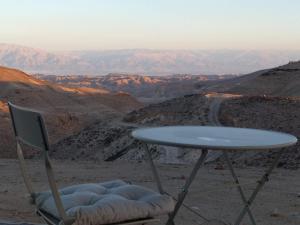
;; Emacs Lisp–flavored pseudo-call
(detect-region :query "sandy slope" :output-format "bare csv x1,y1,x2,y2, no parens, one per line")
0,66,141,158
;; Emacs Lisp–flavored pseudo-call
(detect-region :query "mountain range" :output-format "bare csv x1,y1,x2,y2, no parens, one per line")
34,73,235,102
34,60,300,102
1,43,300,75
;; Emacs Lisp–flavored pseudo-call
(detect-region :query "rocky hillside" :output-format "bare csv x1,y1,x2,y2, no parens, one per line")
0,66,141,158
52,92,300,169
219,96,300,169
51,94,212,162
31,61,300,169
2,59,299,169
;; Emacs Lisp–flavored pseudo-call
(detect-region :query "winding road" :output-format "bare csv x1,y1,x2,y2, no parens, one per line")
207,96,223,126
206,92,241,126
205,93,241,162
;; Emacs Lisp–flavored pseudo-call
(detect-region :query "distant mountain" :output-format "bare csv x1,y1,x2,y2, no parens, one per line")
34,73,236,102
1,43,300,75
205,61,300,97
0,66,141,158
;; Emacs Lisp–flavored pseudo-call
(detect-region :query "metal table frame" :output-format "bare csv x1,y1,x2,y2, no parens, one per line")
141,142,286,225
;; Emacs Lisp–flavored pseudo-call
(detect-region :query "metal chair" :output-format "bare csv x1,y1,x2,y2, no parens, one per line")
8,102,174,225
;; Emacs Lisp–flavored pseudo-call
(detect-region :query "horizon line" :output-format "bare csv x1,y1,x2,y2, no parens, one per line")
1,43,300,53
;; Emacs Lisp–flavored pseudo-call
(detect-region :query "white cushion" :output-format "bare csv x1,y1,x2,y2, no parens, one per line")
35,180,174,225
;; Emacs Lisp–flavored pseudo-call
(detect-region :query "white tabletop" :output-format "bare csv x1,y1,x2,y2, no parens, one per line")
132,126,297,151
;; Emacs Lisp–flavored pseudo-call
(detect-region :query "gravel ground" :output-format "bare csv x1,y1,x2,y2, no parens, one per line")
0,159,299,225
219,96,300,169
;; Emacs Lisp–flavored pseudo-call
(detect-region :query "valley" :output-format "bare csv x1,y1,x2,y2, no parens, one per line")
47,61,300,169
34,73,235,103
0,60,299,169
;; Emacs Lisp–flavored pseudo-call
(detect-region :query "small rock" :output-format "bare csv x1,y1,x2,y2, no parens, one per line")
270,208,284,218
288,212,300,221
214,163,224,170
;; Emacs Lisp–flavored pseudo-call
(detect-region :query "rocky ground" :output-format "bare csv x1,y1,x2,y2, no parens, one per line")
123,94,210,125
219,96,300,169
0,159,299,225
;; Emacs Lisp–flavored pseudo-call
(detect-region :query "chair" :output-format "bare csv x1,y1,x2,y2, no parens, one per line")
8,102,174,225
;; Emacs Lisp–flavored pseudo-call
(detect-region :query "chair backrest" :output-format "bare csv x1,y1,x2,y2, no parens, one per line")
8,102,71,224
8,102,49,151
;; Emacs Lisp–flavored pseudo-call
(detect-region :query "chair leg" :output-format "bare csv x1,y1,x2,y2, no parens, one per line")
233,149,284,225
36,210,58,225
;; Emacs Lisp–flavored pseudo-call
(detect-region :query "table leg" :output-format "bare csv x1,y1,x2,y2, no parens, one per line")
223,151,257,225
233,149,284,225
166,149,208,225
143,143,165,194
143,143,209,224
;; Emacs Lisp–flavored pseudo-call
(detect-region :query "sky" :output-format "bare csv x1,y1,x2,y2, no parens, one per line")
1,0,300,51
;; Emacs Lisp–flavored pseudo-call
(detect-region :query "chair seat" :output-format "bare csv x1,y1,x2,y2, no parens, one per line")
35,180,174,225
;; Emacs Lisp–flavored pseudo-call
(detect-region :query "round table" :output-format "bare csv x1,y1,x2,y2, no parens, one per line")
132,126,297,150
132,126,297,225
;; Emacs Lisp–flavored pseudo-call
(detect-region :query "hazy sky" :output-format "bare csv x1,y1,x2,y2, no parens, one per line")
1,0,300,51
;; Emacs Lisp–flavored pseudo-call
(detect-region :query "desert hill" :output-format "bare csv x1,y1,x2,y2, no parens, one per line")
51,94,214,162
205,61,300,97
53,93,300,169
0,66,141,158
1,61,299,169
37,60,300,105
35,73,235,102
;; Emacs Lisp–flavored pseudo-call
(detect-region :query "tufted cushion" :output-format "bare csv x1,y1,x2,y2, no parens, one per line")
35,180,174,225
